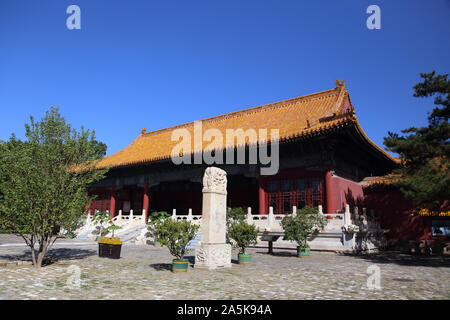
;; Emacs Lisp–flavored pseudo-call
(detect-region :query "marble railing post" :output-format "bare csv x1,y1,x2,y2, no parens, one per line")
292,206,297,217
247,207,253,224
268,207,274,227
344,204,351,225
172,209,177,220
129,209,134,221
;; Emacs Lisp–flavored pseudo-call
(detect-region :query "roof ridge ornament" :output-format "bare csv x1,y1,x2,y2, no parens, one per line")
141,128,147,135
335,79,346,88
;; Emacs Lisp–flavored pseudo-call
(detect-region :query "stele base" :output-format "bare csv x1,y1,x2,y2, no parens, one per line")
194,243,232,270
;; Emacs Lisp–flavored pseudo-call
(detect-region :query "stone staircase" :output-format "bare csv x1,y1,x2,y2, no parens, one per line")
116,224,148,243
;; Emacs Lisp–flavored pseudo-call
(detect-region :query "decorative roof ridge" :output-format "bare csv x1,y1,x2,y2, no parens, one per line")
333,79,347,113
139,85,341,138
314,79,349,121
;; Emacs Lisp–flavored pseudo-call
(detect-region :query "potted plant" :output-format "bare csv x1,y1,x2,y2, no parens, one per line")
98,234,122,259
227,221,258,264
93,211,123,259
153,218,199,273
147,211,170,246
92,211,111,241
226,207,247,246
281,206,327,257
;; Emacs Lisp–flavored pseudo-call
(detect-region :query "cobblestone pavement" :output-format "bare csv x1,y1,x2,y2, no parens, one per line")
0,237,449,300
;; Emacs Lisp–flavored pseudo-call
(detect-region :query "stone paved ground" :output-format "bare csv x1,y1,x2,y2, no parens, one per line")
0,235,449,300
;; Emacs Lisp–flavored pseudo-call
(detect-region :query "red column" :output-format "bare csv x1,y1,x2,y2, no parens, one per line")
143,182,149,223
325,170,334,213
259,175,267,214
109,187,116,218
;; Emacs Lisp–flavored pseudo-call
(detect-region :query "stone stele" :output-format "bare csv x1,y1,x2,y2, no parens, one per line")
195,167,232,269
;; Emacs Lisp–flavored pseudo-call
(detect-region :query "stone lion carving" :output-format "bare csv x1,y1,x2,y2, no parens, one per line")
202,167,227,193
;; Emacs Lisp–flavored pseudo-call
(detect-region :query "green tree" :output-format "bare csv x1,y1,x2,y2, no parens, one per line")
384,71,450,213
225,207,247,243
153,218,199,260
0,107,108,267
227,221,258,254
226,207,247,224
281,206,327,248
91,140,107,158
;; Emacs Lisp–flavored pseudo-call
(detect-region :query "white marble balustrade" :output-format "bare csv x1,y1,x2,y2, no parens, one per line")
167,204,360,232
81,204,372,234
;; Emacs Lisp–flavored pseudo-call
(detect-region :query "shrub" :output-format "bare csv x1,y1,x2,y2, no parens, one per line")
227,221,258,254
93,211,121,238
147,211,170,226
153,218,199,260
281,206,327,248
226,207,247,243
226,207,247,224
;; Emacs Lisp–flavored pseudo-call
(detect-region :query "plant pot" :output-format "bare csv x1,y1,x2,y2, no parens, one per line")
238,253,252,264
98,237,122,259
172,259,189,273
297,246,310,257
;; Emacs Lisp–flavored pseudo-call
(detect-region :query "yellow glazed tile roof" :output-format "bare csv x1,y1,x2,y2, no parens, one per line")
361,174,401,187
417,209,450,217
97,80,394,168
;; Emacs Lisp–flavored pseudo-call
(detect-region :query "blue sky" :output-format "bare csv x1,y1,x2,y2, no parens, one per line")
0,0,449,156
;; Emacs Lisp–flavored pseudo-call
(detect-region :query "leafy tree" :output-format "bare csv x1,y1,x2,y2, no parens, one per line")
91,140,107,158
226,207,247,224
147,211,171,241
0,107,108,267
227,221,258,254
147,211,171,226
153,218,199,260
384,71,449,213
281,206,327,248
225,207,247,243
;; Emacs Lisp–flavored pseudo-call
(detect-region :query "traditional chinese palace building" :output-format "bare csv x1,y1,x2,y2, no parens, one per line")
87,79,450,245
89,80,397,222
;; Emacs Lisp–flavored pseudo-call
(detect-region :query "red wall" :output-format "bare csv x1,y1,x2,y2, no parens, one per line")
363,187,450,241
329,175,364,213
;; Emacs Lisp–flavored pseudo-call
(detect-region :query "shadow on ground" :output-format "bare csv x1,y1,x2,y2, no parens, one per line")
149,255,196,271
339,250,450,268
149,263,172,271
265,251,298,257
0,248,96,265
